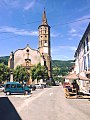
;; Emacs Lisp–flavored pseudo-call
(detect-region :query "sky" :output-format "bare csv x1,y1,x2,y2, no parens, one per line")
0,0,90,60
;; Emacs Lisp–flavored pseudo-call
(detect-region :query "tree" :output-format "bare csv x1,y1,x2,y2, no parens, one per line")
30,63,48,82
30,65,37,81
52,67,61,76
13,66,30,83
0,63,10,83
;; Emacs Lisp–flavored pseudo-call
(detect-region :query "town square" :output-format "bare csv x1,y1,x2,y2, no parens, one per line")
0,0,90,120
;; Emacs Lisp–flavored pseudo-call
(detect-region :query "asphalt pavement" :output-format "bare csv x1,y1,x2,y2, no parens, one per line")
0,86,90,120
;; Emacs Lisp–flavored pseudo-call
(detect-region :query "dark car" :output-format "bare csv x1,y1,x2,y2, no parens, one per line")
4,82,31,95
28,84,36,91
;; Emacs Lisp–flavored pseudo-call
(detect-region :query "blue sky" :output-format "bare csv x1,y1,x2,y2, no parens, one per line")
0,0,90,60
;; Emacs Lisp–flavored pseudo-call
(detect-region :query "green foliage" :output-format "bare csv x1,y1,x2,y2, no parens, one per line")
52,60,73,76
0,63,10,83
52,60,74,83
0,56,9,65
53,76,65,84
13,66,29,83
30,65,37,81
52,60,74,68
0,57,74,84
30,63,48,82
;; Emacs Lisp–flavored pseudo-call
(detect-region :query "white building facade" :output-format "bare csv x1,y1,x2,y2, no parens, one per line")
74,23,90,93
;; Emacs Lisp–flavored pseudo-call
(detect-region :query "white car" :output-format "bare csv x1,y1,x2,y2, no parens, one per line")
35,84,44,89
0,86,5,92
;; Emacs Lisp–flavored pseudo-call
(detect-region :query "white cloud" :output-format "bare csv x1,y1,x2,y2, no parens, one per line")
68,15,90,39
0,26,61,38
69,28,76,33
0,0,37,10
69,15,90,31
24,0,36,10
71,33,82,38
69,30,82,38
0,26,38,36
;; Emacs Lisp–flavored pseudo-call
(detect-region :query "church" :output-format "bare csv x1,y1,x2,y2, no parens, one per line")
8,10,52,83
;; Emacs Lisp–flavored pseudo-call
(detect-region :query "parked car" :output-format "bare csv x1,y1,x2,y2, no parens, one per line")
27,84,36,91
0,85,5,92
4,82,31,95
41,84,46,88
63,82,70,88
35,84,44,89
55,82,60,86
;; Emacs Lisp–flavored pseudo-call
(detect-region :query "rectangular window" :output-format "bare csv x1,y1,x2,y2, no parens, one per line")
41,30,42,34
84,56,87,70
84,41,86,54
88,54,90,69
86,37,89,51
17,84,22,88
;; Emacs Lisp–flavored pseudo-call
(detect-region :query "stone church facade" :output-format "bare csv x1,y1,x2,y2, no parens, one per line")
8,10,52,83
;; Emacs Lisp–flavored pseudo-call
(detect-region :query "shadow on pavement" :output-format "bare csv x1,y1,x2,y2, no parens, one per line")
0,97,22,120
66,95,90,99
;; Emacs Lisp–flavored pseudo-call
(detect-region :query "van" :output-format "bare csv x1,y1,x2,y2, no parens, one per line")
4,82,31,95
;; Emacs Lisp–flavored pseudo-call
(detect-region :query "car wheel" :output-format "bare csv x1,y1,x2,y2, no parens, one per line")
6,91,10,95
24,91,28,95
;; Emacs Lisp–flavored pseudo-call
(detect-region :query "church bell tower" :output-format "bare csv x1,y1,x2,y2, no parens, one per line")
38,9,52,79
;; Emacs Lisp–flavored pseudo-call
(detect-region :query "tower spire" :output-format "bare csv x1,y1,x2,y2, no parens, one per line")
42,9,48,25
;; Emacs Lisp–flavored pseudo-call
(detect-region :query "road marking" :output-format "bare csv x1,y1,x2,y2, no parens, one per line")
13,95,32,98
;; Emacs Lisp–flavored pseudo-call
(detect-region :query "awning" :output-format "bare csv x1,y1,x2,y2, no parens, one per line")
65,73,78,80
86,71,90,75
65,72,90,81
77,71,90,81
78,75,90,81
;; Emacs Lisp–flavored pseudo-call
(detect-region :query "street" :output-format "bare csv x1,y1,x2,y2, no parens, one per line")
0,86,90,120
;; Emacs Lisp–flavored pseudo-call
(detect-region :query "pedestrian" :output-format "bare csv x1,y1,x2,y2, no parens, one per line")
72,80,79,95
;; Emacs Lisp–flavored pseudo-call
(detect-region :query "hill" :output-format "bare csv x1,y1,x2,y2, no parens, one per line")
52,60,74,68
0,56,74,71
52,60,74,76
